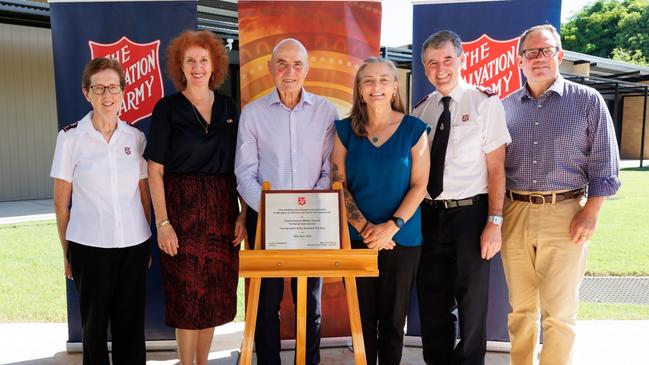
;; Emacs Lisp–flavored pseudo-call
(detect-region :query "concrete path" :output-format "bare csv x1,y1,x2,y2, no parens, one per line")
1,320,648,365
0,199,54,224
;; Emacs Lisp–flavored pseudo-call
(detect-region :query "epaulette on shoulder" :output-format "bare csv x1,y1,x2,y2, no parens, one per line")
413,94,430,109
476,85,497,97
62,122,78,132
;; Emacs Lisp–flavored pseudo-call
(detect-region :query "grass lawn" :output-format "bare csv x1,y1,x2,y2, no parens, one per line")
0,220,246,323
578,302,649,320
586,168,649,276
0,221,66,322
1,167,648,322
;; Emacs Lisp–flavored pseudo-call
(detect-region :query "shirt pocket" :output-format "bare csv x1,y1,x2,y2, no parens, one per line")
116,146,144,186
451,122,482,163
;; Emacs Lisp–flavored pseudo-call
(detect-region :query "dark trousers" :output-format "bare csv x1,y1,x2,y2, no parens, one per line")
67,240,150,365
353,240,421,365
416,199,490,365
246,210,322,365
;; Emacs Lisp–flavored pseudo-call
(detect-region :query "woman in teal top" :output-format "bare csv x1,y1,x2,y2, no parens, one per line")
331,57,430,365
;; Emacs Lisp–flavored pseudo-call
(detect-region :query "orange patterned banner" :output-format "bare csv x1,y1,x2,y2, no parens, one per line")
238,0,381,116
238,0,382,341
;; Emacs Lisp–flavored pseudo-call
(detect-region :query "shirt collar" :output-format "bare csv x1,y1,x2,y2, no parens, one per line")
432,79,467,105
521,75,565,100
116,119,136,134
77,111,133,135
266,88,313,109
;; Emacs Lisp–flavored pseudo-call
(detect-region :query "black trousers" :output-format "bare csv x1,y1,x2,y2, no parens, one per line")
246,210,322,365
416,199,490,365
67,240,150,365
353,240,421,365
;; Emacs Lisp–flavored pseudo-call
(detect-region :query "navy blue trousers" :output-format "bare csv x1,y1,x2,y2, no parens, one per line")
417,199,490,365
353,240,421,365
67,240,149,365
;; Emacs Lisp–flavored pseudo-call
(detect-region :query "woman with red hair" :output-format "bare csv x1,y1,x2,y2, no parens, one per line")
144,30,245,365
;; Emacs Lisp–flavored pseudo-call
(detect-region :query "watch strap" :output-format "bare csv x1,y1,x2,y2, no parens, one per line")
487,215,503,225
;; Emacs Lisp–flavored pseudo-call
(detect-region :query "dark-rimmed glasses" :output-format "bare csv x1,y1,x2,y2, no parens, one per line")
89,84,122,95
519,47,559,60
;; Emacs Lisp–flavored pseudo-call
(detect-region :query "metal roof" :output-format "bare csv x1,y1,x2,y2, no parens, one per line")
563,50,649,83
0,0,49,28
0,0,240,40
3,0,649,82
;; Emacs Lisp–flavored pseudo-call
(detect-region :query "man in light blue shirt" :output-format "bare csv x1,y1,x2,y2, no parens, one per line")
235,38,338,365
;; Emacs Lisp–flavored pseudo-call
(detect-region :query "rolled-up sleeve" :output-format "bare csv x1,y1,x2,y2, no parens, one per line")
314,106,338,190
586,92,621,197
234,107,262,211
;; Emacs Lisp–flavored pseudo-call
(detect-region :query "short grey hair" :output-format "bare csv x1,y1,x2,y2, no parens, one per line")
420,30,463,64
518,24,562,54
271,38,308,62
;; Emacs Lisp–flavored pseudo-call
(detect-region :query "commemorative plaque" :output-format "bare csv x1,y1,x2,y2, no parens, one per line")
239,182,377,365
262,190,342,250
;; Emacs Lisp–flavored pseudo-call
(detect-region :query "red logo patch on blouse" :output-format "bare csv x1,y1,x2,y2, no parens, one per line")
124,147,131,155
462,114,470,122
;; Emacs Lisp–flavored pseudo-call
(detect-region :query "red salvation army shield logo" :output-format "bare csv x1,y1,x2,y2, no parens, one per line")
89,36,164,124
297,197,307,206
461,34,522,99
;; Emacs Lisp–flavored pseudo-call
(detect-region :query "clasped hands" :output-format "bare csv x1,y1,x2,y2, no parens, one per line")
360,221,398,250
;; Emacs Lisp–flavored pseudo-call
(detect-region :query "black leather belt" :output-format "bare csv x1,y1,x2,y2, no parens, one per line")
423,194,487,209
506,188,585,205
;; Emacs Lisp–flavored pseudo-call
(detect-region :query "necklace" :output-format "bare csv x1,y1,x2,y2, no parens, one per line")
369,119,396,145
191,104,209,134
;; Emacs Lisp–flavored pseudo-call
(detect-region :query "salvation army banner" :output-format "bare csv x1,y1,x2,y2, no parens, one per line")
409,0,562,342
412,0,561,102
49,0,196,345
237,0,381,342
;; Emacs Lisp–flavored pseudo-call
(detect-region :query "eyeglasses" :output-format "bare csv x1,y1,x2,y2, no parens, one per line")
89,84,122,95
520,46,560,60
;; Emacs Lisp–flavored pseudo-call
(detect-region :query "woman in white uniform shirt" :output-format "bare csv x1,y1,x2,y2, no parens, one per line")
51,57,152,365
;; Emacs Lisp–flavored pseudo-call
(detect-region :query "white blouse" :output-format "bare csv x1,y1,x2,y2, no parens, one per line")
51,112,151,248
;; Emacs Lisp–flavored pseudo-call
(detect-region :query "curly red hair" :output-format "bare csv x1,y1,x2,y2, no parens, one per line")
166,30,229,91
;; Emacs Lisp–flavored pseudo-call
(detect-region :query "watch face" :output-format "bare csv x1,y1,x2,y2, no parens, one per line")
392,217,404,228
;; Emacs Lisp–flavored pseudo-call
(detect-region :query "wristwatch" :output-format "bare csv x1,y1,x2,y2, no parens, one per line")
487,215,504,225
390,216,405,229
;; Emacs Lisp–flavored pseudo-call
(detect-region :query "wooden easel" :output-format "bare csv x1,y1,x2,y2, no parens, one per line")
238,181,378,365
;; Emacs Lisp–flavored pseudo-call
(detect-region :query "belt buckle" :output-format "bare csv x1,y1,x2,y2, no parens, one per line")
459,198,473,207
528,194,546,205
443,200,449,209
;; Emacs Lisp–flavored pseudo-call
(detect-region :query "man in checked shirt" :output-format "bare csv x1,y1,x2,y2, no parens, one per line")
502,24,620,365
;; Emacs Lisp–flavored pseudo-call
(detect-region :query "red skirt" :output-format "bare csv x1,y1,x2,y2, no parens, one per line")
161,173,239,329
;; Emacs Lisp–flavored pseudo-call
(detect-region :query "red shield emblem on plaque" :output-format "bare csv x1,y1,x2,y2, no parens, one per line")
461,34,522,99
297,197,306,206
89,36,164,124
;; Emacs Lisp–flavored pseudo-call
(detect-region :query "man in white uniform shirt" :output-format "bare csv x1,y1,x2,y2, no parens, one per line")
412,30,511,365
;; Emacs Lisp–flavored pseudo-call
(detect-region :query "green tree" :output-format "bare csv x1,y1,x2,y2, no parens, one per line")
561,0,649,66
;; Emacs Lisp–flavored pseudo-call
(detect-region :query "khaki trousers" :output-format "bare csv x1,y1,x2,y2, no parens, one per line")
501,195,588,365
